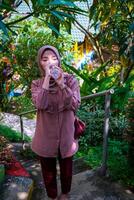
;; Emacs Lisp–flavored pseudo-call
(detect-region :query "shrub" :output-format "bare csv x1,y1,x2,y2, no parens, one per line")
75,139,134,188
10,95,35,118
76,102,127,150
0,136,14,165
0,124,31,142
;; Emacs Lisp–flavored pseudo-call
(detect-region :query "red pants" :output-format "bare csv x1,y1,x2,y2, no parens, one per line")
38,149,73,199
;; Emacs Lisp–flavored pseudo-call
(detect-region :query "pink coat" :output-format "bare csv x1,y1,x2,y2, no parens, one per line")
31,73,81,158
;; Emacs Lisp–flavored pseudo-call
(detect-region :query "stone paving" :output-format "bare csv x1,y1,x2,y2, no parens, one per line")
0,175,34,200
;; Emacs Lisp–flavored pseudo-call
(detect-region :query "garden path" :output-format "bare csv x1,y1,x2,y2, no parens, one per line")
11,143,134,200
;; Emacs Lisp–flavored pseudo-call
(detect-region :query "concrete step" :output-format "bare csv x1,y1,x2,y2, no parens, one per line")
37,169,134,200
20,158,134,200
69,170,134,200
0,143,34,200
8,143,134,200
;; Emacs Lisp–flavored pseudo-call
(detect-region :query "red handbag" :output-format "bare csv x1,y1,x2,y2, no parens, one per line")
74,117,86,139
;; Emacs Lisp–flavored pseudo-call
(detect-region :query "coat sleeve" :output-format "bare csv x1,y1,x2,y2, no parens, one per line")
31,80,49,110
61,74,81,112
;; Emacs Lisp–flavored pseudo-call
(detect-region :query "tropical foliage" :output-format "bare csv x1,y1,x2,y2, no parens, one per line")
0,0,86,48
125,98,134,168
0,17,74,111
0,0,134,191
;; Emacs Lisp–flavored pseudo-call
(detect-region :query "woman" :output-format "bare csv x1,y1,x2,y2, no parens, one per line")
31,45,81,200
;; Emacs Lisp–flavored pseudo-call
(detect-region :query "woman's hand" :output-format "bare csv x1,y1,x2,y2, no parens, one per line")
44,65,51,77
54,68,66,89
45,68,50,77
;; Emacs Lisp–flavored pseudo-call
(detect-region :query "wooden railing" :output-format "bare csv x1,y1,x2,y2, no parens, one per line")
19,88,114,176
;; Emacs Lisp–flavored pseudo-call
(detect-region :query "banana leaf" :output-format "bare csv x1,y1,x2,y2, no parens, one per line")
63,61,98,85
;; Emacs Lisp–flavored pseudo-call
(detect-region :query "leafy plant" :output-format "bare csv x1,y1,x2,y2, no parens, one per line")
10,95,35,118
0,124,31,142
125,97,134,168
0,17,75,111
12,18,74,95
20,148,37,160
0,0,86,47
75,139,134,188
75,102,127,149
77,102,104,148
109,112,127,140
0,136,14,165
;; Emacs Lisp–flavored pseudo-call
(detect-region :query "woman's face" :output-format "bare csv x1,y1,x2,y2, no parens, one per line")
40,50,59,71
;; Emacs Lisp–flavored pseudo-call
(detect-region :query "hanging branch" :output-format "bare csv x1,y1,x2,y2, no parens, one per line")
6,12,34,26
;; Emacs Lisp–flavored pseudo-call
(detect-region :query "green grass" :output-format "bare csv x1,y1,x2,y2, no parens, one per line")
0,124,31,142
75,139,134,188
